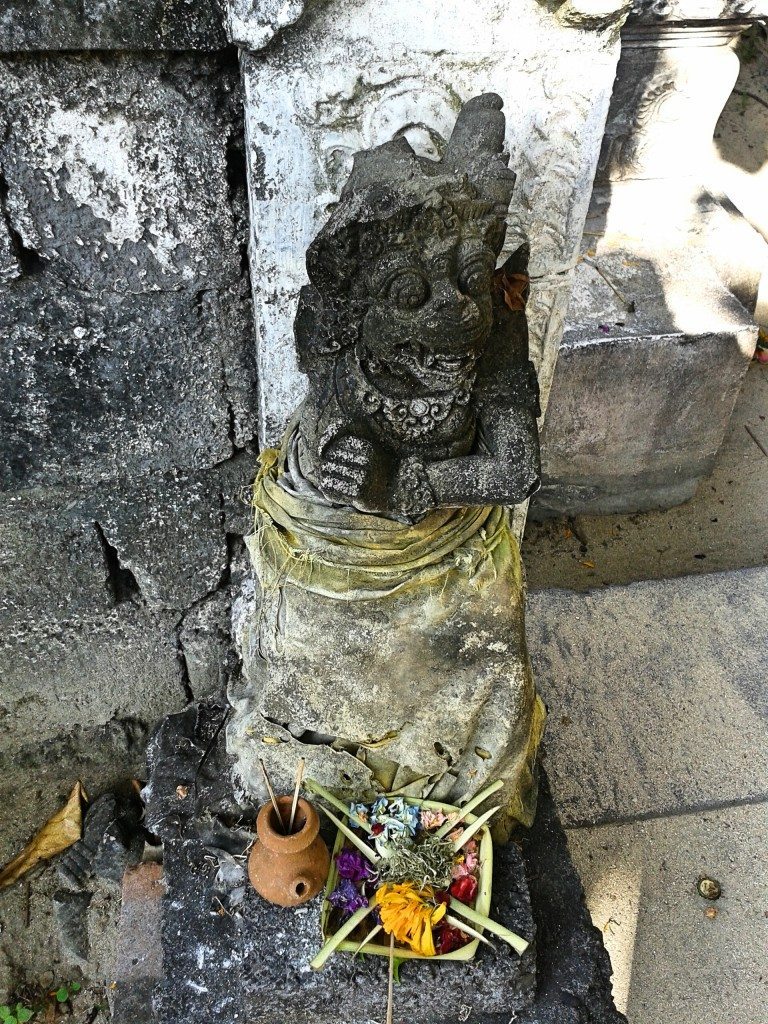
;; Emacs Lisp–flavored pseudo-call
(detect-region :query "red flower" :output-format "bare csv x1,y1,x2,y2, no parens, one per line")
449,874,478,905
434,922,469,954
371,823,385,835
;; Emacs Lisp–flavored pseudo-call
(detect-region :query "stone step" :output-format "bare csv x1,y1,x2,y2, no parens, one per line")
526,565,768,829
532,185,759,519
567,800,768,1024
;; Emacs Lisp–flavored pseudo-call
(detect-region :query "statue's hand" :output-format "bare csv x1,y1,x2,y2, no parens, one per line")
389,456,436,519
319,436,379,507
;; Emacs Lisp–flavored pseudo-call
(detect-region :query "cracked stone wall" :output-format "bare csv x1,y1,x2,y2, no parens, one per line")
0,12,259,757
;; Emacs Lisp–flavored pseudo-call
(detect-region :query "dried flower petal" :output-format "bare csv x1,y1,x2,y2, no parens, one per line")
336,847,372,882
372,882,446,957
329,877,368,917
370,797,421,841
434,921,469,954
420,809,447,830
349,802,370,828
449,874,478,905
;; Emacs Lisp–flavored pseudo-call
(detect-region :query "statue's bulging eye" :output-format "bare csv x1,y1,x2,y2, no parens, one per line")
458,258,493,296
385,269,429,310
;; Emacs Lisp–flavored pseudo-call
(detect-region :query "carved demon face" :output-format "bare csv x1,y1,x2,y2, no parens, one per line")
297,94,517,398
360,234,493,392
351,198,504,392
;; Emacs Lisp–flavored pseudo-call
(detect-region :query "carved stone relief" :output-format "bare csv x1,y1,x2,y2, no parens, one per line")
544,0,633,29
226,0,308,50
596,23,744,183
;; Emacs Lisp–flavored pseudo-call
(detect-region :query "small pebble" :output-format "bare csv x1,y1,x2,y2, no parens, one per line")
697,877,722,900
704,907,718,920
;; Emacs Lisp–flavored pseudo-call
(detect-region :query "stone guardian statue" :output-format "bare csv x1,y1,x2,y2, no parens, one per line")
229,94,545,839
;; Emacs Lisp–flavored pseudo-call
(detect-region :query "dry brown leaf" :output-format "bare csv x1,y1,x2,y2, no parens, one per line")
495,267,529,312
0,781,85,891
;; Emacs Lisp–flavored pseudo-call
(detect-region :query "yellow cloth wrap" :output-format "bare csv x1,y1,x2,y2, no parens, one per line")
229,447,546,833
251,448,508,600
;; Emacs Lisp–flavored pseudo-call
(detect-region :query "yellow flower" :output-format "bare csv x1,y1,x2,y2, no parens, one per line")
372,882,447,957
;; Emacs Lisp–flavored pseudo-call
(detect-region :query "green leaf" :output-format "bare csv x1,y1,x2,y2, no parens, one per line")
304,779,373,834
55,987,69,1003
16,1010,32,1023
312,804,378,864
69,983,81,993
0,1006,12,1019
447,897,529,955
433,779,504,839
392,957,405,985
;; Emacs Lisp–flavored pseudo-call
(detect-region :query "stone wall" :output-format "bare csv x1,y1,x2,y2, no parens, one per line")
0,9,258,756
6,0,760,765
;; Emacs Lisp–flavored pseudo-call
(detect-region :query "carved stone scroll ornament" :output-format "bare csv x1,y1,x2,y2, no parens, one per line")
290,93,542,521
542,0,633,28
540,0,764,29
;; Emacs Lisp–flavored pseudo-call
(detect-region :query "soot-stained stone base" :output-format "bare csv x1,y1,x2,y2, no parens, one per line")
133,701,625,1024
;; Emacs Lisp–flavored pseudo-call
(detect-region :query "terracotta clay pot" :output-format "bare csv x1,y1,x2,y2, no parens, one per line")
248,795,330,907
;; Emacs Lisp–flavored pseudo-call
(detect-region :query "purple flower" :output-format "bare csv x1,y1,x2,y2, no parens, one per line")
329,877,368,916
336,847,372,883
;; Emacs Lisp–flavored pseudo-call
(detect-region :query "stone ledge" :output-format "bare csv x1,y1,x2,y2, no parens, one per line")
628,0,768,24
533,179,758,517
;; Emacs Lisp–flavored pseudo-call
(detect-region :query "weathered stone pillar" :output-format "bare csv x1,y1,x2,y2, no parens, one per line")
225,0,633,533
534,0,768,517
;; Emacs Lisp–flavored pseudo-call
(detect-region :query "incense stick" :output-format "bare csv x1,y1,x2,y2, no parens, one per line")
386,932,395,1024
259,757,285,833
288,757,305,834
